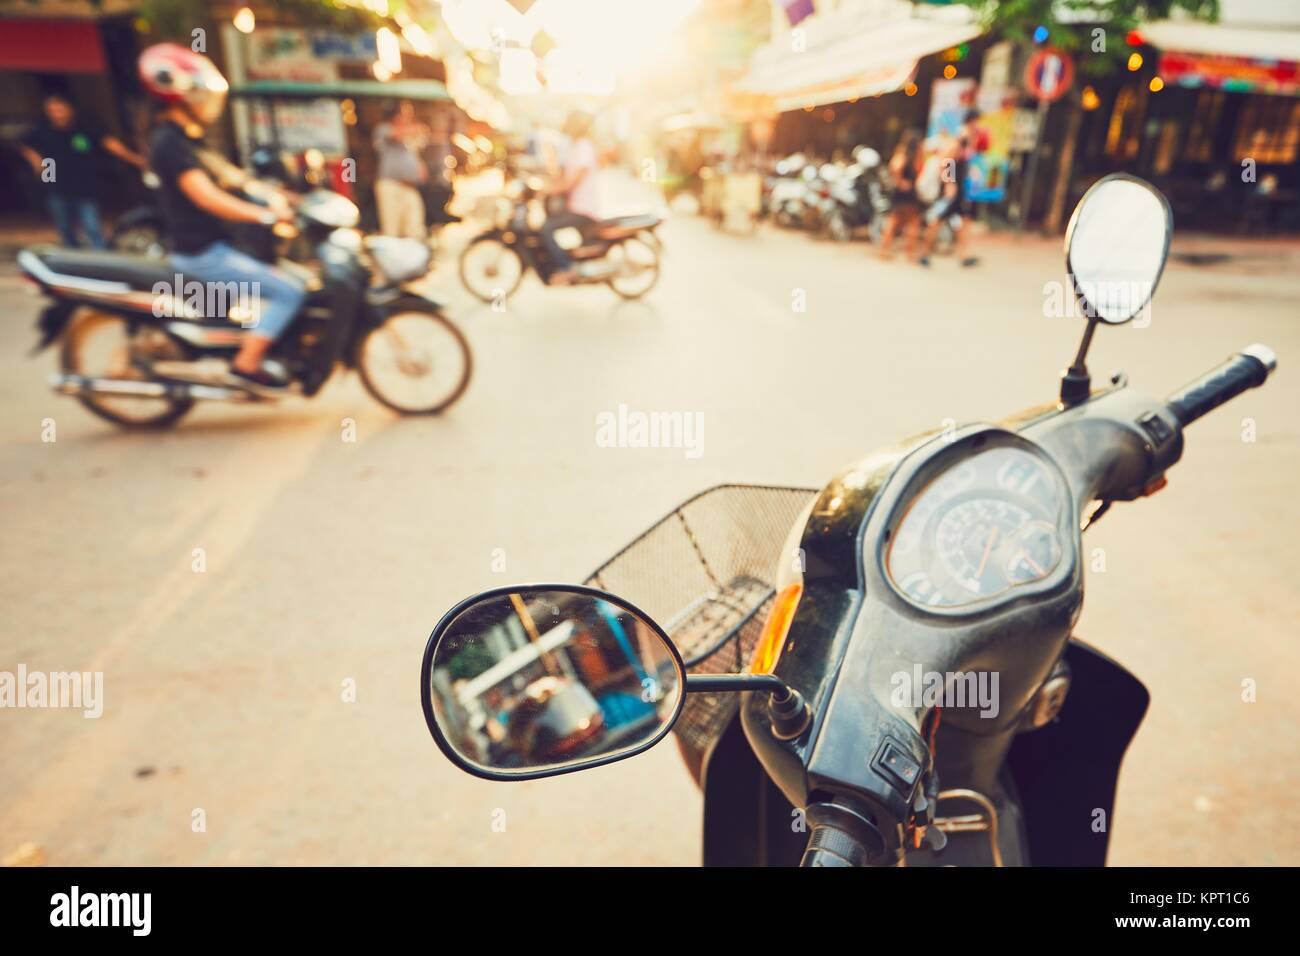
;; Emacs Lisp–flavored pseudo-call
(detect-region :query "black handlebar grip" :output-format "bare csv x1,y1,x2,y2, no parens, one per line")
801,823,870,867
1166,344,1276,428
799,800,888,867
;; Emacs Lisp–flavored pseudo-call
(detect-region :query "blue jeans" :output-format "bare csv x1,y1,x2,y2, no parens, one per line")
48,196,107,250
168,242,306,341
539,212,595,273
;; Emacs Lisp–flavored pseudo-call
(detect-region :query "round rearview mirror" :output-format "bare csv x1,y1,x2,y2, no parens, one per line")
1065,174,1172,325
421,586,685,780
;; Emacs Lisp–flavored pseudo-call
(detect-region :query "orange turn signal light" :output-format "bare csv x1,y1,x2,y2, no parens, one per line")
751,583,803,674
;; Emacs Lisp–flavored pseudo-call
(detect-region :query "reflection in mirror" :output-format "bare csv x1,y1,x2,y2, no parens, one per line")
1066,177,1171,324
427,589,682,775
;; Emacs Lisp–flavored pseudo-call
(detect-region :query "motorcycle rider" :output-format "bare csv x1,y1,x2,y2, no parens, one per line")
540,111,601,285
138,43,305,392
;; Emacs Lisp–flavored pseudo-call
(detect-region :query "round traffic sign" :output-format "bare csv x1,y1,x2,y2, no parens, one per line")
1025,48,1074,102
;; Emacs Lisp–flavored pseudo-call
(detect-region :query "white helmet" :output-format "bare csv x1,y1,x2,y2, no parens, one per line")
852,146,882,169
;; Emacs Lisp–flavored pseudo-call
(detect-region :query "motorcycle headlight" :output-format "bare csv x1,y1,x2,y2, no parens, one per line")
365,236,431,283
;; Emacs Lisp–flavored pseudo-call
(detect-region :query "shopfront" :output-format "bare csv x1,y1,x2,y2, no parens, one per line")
738,1,982,161
1071,19,1300,234
0,6,146,217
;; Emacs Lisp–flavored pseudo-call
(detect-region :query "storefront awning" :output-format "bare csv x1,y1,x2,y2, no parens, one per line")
0,18,106,74
1145,21,1300,95
661,111,728,132
739,14,982,112
231,79,450,101
1143,21,1300,64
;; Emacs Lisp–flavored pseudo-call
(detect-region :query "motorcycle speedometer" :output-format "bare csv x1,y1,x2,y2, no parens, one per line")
885,445,1067,610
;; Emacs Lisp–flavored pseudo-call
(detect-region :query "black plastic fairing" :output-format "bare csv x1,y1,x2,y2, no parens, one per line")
1005,638,1149,865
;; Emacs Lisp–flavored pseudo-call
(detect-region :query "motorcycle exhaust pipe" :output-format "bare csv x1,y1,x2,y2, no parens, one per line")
50,373,256,403
51,373,169,398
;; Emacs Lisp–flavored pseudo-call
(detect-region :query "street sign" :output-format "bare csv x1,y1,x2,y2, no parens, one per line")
1011,108,1040,151
1025,48,1074,102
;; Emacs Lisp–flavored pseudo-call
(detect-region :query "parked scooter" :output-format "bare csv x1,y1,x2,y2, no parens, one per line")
20,190,472,428
767,154,817,229
824,146,890,243
419,175,1277,865
458,176,662,302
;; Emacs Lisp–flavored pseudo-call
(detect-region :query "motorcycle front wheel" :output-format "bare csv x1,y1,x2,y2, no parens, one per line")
458,235,525,304
606,234,660,300
826,209,853,242
356,308,473,414
60,310,193,428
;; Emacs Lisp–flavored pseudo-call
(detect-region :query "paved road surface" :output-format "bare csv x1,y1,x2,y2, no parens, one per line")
1,208,1296,865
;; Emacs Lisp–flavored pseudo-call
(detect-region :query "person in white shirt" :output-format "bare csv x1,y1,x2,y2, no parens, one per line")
540,111,600,284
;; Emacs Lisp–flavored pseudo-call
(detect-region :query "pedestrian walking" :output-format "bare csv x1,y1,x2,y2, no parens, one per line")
877,129,923,261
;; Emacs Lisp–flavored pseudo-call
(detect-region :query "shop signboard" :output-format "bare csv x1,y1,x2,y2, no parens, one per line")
241,28,348,156
248,29,376,68
1160,50,1300,95
928,77,1006,204
969,87,1016,203
981,40,1012,91
927,76,976,138
1011,108,1040,151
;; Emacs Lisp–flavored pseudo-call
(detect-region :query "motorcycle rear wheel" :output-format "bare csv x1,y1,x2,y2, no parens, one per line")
606,234,660,300
60,311,193,428
356,308,473,414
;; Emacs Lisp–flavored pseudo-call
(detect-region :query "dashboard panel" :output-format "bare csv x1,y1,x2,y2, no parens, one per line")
884,445,1068,610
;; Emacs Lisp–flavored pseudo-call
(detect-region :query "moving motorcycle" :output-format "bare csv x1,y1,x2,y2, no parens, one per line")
458,177,662,302
20,190,472,428
110,149,341,260
419,175,1277,866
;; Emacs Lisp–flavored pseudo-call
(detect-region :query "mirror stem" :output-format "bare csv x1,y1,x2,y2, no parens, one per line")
686,673,788,694
685,674,812,741
1060,318,1097,407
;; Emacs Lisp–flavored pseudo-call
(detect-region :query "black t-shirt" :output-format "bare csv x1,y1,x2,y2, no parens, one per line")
22,122,106,199
148,121,227,254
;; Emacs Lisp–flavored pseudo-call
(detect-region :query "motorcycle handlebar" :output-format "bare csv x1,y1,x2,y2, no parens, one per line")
799,800,888,867
1166,344,1276,428
801,824,871,867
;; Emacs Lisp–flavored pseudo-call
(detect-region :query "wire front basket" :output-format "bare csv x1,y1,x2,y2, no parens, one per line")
585,484,817,756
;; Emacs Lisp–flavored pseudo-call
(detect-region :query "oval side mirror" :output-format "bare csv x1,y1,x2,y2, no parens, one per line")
421,585,685,781
1065,174,1173,325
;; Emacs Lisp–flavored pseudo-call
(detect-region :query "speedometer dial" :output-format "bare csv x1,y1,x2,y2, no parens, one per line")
886,446,1065,609
936,498,1034,596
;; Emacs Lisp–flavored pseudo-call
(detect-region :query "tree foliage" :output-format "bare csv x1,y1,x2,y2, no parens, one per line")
960,0,1219,74
133,0,381,43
